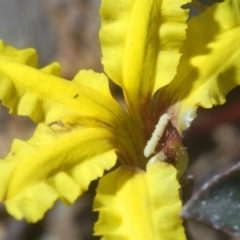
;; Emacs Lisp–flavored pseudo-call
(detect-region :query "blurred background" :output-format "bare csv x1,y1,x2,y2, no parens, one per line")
0,0,240,239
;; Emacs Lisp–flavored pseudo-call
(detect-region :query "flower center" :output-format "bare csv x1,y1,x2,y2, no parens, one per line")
143,113,188,177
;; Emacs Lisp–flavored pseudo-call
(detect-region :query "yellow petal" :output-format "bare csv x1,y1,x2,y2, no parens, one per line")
0,123,117,222
0,44,128,128
94,159,186,240
100,0,189,113
157,0,240,132
0,41,146,170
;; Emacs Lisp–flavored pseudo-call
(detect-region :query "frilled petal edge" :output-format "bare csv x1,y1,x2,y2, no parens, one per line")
0,124,117,222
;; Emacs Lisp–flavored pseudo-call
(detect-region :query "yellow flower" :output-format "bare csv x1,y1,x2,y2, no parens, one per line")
0,0,240,239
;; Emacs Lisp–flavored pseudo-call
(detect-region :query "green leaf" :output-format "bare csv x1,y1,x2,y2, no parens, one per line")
181,161,240,237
